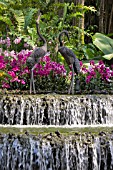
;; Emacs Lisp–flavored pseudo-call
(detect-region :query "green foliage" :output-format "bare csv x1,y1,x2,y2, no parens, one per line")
81,43,102,60
0,71,11,87
92,33,113,60
0,16,14,30
26,26,37,47
0,0,100,64
61,3,69,28
12,9,25,32
24,8,37,30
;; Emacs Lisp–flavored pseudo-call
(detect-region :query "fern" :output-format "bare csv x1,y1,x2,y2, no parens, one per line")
0,16,14,30
10,9,24,33
24,8,37,30
62,3,69,26
0,0,8,8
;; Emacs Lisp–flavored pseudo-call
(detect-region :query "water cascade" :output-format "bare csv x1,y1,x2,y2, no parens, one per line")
0,94,113,170
0,132,113,170
0,94,113,126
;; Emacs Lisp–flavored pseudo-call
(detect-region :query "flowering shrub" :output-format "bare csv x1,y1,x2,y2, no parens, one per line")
0,36,113,93
0,36,67,92
80,60,113,92
0,70,11,87
0,51,67,91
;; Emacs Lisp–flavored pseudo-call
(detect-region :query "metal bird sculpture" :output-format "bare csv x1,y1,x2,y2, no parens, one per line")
58,30,80,94
26,12,49,94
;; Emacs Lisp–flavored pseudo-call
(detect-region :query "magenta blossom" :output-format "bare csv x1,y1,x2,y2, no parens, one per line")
21,79,25,84
14,37,21,44
6,37,11,48
2,82,10,88
86,75,92,83
90,60,95,65
0,63,6,69
0,56,6,69
81,60,113,84
8,71,16,78
12,67,19,72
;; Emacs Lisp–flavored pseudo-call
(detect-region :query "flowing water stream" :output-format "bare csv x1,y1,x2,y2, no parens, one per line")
0,131,113,170
0,94,113,126
0,94,113,170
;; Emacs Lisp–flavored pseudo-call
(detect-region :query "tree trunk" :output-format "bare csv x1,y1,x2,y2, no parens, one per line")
58,0,64,18
99,0,105,33
108,3,113,34
78,0,85,45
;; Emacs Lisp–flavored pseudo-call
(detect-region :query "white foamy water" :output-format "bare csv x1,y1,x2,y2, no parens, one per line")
0,94,113,169
0,95,113,126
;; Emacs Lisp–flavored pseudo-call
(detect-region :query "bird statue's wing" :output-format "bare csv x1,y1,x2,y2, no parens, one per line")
65,47,75,59
33,47,46,60
65,47,80,74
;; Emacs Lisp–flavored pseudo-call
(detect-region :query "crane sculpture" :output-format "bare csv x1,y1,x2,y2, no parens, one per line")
26,12,49,94
58,30,80,94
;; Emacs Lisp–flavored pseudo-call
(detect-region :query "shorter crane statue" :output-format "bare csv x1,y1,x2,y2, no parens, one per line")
58,30,80,94
26,12,49,94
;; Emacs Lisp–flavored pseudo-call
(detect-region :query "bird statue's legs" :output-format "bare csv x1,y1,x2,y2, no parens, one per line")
75,77,80,91
30,64,37,94
68,65,75,95
30,71,32,94
29,52,50,94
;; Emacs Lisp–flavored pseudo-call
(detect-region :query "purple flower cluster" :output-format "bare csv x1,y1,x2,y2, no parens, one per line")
80,60,113,84
34,55,66,77
1,36,113,91
0,48,66,89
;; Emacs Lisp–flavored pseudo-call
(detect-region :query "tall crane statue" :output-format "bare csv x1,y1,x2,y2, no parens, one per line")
58,30,80,94
26,12,49,94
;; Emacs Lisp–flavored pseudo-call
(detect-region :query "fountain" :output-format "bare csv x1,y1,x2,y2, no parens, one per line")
0,94,113,170
0,94,113,126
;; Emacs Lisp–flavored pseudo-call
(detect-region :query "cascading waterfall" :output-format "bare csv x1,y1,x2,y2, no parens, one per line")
0,94,113,169
0,133,113,170
0,94,113,126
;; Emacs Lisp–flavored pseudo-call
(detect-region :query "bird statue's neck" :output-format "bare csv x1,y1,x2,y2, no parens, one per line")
58,30,69,47
36,22,47,45
59,34,63,47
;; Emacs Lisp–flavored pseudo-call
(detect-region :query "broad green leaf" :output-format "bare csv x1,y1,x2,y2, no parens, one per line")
82,48,95,59
102,53,113,60
93,33,113,55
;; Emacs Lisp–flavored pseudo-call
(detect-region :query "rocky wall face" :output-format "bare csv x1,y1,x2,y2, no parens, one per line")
0,94,113,126
0,132,113,170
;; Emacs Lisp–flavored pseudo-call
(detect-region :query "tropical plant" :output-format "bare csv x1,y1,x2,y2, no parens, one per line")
79,60,113,92
92,33,113,60
0,36,68,92
0,70,11,87
1,34,113,93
